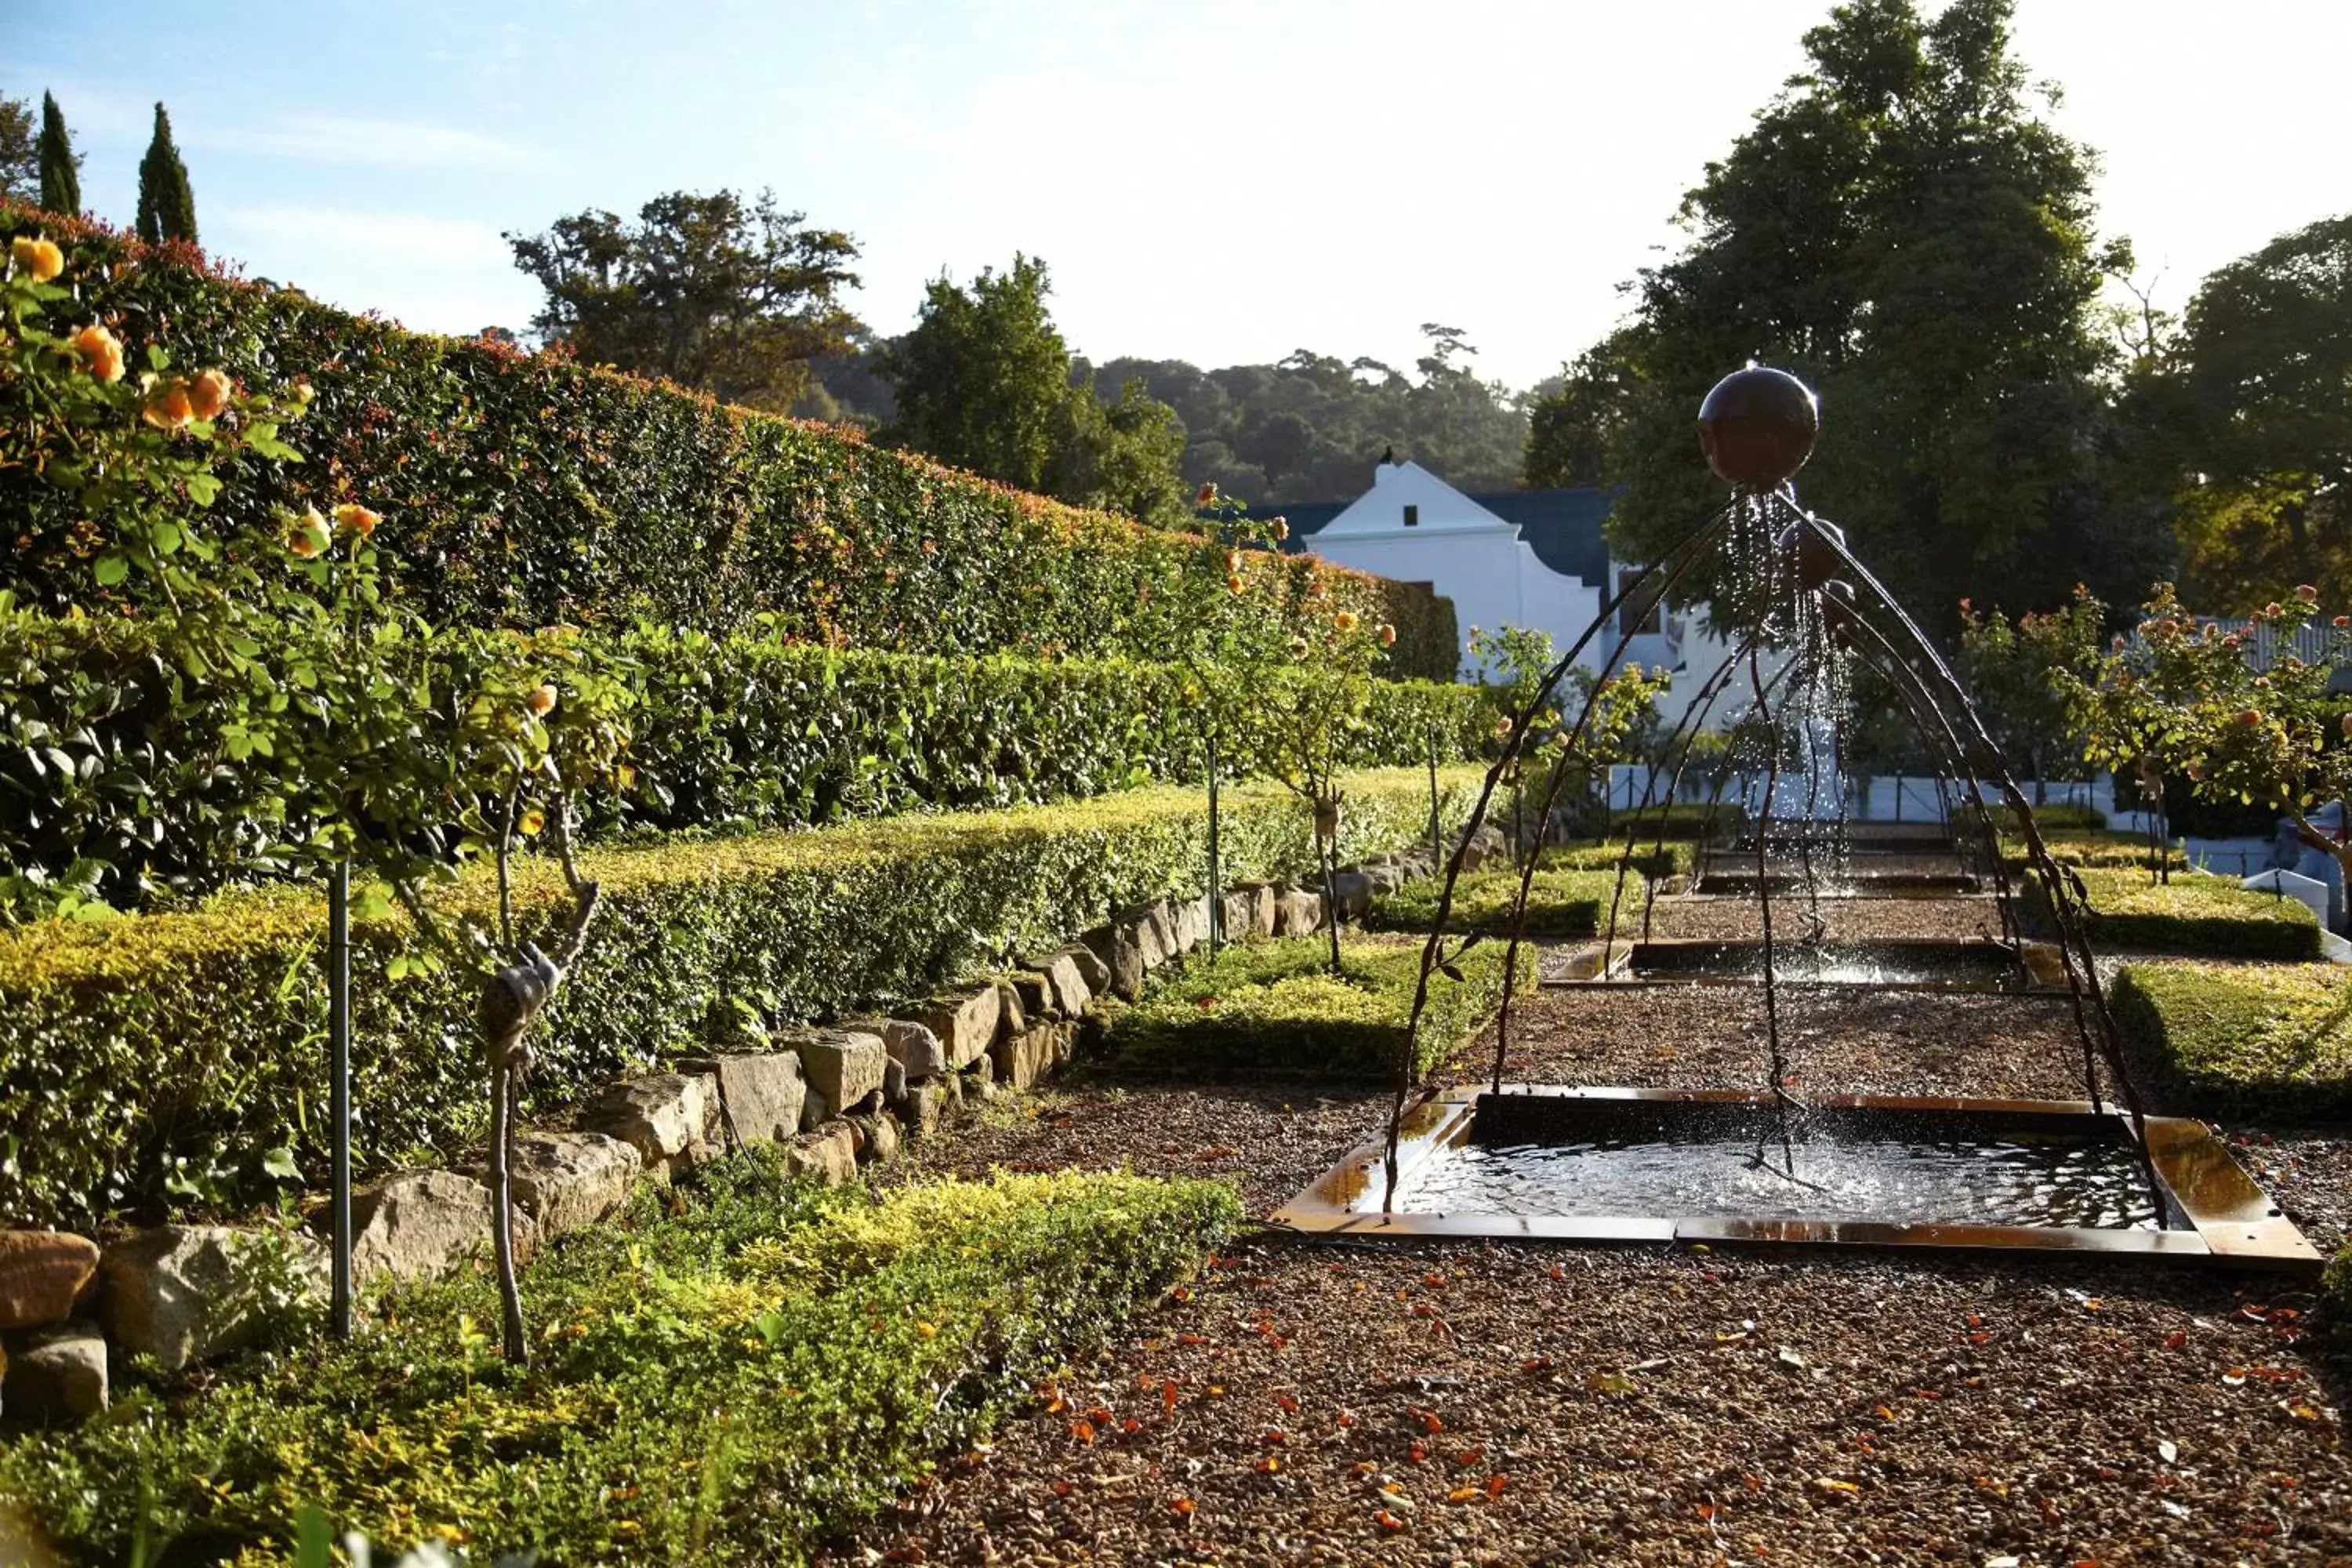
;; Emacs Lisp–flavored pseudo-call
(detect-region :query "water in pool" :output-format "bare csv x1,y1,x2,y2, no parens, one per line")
1383,1126,2158,1229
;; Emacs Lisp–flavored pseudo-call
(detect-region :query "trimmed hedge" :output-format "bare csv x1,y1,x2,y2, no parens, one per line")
0,1156,1240,1565
2,611,1492,907
1544,838,1698,880
2000,829,2185,873
2108,961,2352,1119
2034,867,2322,960
0,205,1456,677
1363,866,1634,938
1603,802,1742,841
1100,934,1529,1078
0,765,1483,1228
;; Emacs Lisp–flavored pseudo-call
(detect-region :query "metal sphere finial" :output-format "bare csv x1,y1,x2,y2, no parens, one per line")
1698,365,1819,488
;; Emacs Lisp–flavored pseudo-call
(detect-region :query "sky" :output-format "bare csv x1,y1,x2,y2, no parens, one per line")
10,0,2347,392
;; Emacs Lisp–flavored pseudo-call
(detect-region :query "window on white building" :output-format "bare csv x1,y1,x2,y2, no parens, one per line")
1617,568,1664,637
1403,504,1418,527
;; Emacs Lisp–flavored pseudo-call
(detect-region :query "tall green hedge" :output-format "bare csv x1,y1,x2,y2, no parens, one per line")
0,205,1457,677
2,610,1491,907
0,765,1483,1229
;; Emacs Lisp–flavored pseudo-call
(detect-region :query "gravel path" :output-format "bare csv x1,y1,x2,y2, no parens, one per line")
839,898,2350,1566
1639,895,2009,942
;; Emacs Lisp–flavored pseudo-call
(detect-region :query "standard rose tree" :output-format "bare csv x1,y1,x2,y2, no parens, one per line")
2073,583,2352,884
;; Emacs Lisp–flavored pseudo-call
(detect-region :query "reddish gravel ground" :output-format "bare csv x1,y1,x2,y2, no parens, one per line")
840,909,2350,1566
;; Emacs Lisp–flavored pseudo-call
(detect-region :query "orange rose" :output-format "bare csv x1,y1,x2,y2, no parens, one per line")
1494,716,1514,739
1333,609,1359,633
526,684,558,716
11,236,64,283
2297,584,2320,604
333,503,381,538
287,507,331,558
187,368,234,421
2336,615,2350,630
1196,482,1218,506
1379,623,1397,647
1226,574,1245,595
1270,516,1289,542
71,324,125,383
141,379,194,431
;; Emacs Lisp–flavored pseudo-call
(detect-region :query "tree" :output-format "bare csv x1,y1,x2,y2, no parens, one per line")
38,92,78,215
881,254,1189,521
135,102,197,245
2168,214,2352,611
0,92,34,204
1954,587,2103,799
1600,0,2151,631
2073,583,2352,885
1523,327,1644,488
507,189,861,410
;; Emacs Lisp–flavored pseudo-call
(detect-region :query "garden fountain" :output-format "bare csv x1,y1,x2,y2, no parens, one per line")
1274,367,2323,1274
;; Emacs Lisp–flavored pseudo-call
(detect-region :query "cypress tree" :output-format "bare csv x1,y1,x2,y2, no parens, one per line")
135,102,197,246
38,93,79,216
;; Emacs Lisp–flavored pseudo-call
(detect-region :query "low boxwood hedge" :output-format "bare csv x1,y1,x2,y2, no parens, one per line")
3,610,1491,909
0,766,1482,1229
2000,829,2185,873
2031,867,2322,960
2107,961,2352,1119
1599,802,1740,841
0,1153,1240,1565
1363,866,1635,939
1542,838,1697,880
1099,933,1530,1078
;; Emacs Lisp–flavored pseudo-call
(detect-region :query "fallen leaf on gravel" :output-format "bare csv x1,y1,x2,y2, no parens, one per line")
2161,1330,2187,1350
1407,1441,1428,1463
1591,1372,1639,1397
2157,1439,2178,1464
1486,1473,1508,1499
1068,1421,1094,1445
1374,1508,1406,1534
1521,1355,1554,1373
1776,1346,1807,1370
2160,1499,2190,1519
1169,1495,1194,1516
1813,1477,1860,1495
1447,1486,1483,1504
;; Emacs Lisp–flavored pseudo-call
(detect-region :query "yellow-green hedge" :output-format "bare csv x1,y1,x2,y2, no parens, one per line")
2031,867,2322,960
0,767,1483,1228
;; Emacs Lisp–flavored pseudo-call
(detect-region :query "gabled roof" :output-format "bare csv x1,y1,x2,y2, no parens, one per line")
1253,485,1619,589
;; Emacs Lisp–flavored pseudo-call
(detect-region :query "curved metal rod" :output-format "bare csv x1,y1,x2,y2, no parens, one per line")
1483,525,1734,1094
1385,507,1733,1213
1786,499,2155,1185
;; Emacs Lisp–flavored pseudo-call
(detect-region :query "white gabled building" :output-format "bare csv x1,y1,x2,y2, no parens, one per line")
1279,457,1729,722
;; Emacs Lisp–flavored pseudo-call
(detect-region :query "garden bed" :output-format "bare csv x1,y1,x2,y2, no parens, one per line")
1099,935,1530,1079
0,1152,1239,1565
1363,866,1633,940
2033,867,2321,960
2110,961,2352,1119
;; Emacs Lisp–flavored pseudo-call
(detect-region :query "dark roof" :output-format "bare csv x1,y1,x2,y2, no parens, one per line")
1250,485,1619,589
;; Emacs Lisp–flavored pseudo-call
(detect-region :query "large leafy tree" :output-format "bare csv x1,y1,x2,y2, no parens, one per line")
880,253,1189,522
0,92,34,204
1599,0,2157,631
1523,326,1645,488
135,102,197,245
2167,214,2352,611
38,92,78,215
507,189,861,411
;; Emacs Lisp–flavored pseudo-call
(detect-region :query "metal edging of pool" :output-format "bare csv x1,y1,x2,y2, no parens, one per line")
1539,937,2077,996
1265,1085,2325,1278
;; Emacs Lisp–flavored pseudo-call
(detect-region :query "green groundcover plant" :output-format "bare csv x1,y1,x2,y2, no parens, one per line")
2031,866,2321,960
2109,960,2352,1118
0,1155,1242,1566
1363,866,1632,940
1100,933,1530,1078
0,766,1482,1229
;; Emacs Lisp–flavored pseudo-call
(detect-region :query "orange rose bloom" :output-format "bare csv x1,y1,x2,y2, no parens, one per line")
1333,609,1359,633
526,684,558,716
287,508,331,558
333,503,381,538
1196,482,1218,506
11,236,64,283
71,324,125,383
2297,584,2321,604
1270,516,1289,541
1494,716,1514,739
188,368,234,421
1378,623,1397,647
1226,573,1245,595
142,379,195,432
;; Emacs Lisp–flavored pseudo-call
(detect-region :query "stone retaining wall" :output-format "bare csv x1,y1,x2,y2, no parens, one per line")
0,831,1503,1425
